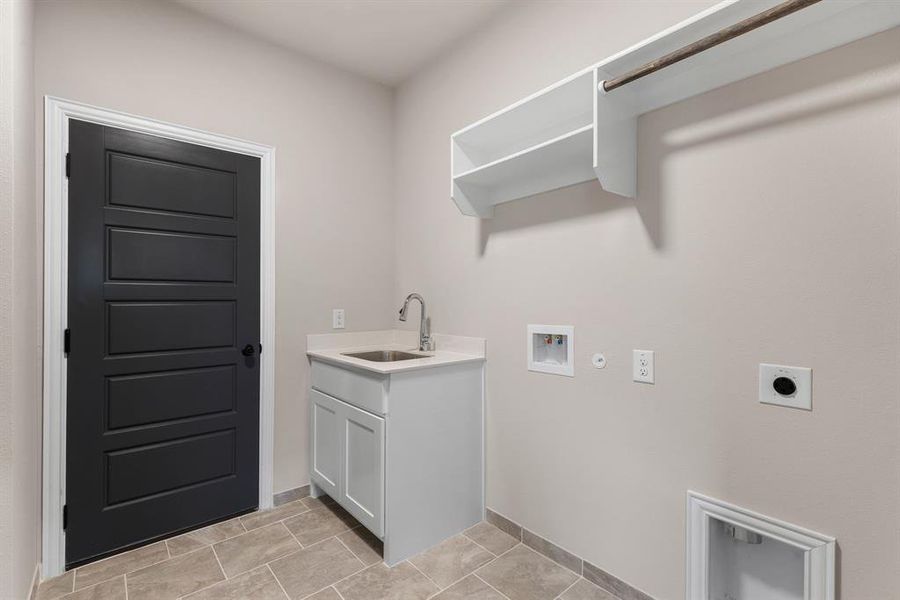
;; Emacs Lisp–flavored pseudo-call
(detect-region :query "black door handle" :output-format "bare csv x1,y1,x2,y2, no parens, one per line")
242,344,256,357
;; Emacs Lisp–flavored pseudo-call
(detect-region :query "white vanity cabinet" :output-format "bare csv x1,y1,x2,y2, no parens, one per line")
308,354,484,565
310,388,385,537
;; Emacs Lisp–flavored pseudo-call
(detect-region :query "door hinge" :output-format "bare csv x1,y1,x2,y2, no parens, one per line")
64,328,71,356
65,153,71,178
259,343,262,356
63,505,68,530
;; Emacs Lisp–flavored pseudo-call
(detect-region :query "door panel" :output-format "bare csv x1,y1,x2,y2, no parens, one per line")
107,229,236,282
106,301,235,354
66,120,260,567
105,429,236,504
108,153,236,217
310,390,340,498
341,402,384,537
106,366,235,429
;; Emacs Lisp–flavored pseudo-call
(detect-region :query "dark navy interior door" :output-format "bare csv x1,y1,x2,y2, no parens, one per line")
66,120,260,567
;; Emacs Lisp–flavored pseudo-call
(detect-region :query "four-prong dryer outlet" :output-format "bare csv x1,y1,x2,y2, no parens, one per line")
759,364,812,410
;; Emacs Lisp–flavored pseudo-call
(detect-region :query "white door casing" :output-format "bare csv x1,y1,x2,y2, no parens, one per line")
42,96,276,577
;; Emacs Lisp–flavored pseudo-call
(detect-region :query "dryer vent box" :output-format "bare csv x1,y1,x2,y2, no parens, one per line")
688,492,835,600
709,517,805,600
527,325,574,377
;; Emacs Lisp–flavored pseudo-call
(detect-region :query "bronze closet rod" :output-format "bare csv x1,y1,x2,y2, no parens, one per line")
601,0,823,93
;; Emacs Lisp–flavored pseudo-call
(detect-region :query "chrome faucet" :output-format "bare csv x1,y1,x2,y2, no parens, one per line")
398,293,433,351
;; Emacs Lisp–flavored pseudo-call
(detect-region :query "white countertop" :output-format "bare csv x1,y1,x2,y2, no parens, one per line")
306,330,485,375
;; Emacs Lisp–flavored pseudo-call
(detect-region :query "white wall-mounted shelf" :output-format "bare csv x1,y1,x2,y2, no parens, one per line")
450,0,900,217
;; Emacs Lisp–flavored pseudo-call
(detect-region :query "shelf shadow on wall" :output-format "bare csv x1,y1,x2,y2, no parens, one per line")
646,27,900,222
477,179,641,256
480,28,900,262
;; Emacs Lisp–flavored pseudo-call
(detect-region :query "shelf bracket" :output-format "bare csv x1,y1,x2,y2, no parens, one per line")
593,68,637,199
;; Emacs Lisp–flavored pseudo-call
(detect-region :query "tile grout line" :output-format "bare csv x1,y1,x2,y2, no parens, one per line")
333,534,367,566
473,573,515,600
68,503,307,600
406,558,442,589
269,531,370,600
165,515,260,594
39,571,75,600
416,530,512,599
266,564,292,600
554,577,580,600
208,524,302,584
412,534,516,599
282,519,307,550
173,552,230,599
462,534,501,559
292,556,370,600
50,573,126,600
241,506,312,532
423,556,499,599
71,543,171,594
470,542,529,600
69,516,557,600
332,585,348,600
130,546,225,600
418,537,499,594
490,512,645,600
209,541,228,583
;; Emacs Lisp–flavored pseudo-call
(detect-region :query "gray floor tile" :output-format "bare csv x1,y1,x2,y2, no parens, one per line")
37,570,75,600
334,562,438,600
183,566,288,600
125,547,224,600
240,500,310,531
283,505,357,546
213,522,299,578
430,575,506,600
269,538,364,599
74,542,168,590
477,545,578,600
409,535,494,588
60,576,125,600
464,522,518,556
337,527,383,566
167,519,246,557
560,578,620,600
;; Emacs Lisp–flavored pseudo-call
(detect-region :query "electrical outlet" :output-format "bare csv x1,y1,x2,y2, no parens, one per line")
332,309,345,329
633,349,654,384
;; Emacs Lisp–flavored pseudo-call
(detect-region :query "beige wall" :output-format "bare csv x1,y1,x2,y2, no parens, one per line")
33,0,396,495
394,2,900,598
24,1,900,596
0,0,40,597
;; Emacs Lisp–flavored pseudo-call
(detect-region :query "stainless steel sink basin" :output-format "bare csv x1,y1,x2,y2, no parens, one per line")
342,350,428,362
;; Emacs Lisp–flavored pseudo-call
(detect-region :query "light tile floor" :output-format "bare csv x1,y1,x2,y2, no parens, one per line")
37,496,620,600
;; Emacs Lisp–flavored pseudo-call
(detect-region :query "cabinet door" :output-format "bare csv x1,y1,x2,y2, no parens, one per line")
310,389,341,499
340,402,385,537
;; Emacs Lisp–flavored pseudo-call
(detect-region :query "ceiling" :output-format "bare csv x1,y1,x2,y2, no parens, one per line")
173,0,511,85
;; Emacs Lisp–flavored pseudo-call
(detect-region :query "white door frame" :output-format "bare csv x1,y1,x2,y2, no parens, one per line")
42,96,276,577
